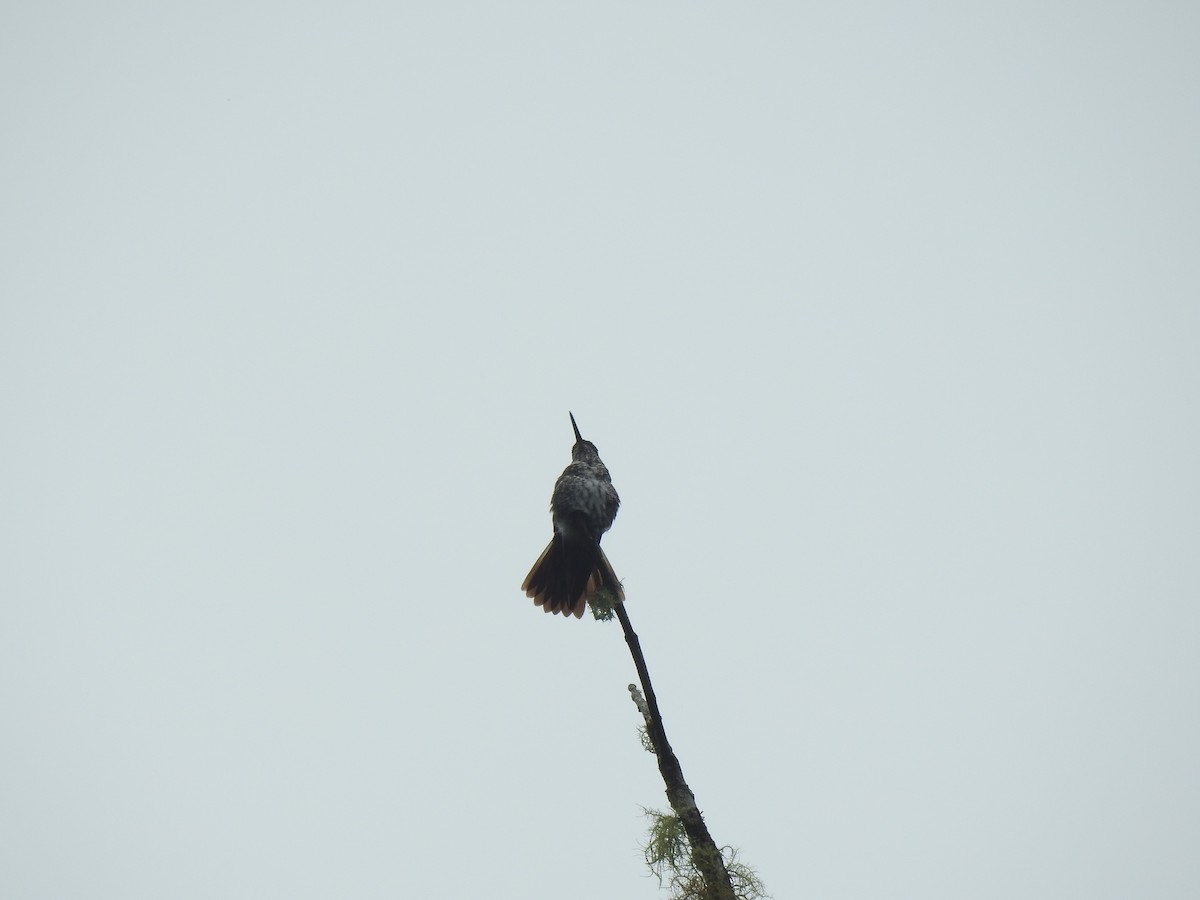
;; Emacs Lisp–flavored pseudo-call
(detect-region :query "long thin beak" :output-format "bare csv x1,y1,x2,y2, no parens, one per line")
569,411,584,444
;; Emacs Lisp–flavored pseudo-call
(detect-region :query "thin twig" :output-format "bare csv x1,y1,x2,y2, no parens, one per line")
614,602,737,900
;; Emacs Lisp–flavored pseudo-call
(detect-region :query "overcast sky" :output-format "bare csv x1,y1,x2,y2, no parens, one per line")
2,3,1198,899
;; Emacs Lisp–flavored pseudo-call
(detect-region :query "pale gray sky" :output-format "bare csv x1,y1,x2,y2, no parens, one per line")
2,3,1198,899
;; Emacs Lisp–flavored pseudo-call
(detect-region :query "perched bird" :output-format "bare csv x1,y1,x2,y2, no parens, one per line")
522,413,624,618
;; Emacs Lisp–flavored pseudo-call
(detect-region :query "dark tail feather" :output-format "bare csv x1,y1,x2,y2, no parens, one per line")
592,548,624,604
522,537,622,619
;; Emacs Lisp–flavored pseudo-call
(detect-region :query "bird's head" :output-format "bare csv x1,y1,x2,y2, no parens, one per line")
569,412,602,464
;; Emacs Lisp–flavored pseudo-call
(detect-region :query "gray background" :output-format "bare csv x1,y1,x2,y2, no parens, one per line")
3,3,1198,898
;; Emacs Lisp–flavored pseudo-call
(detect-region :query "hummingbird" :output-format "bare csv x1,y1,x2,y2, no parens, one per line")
522,413,624,618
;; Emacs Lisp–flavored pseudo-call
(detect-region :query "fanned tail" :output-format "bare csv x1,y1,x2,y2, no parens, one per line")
522,537,623,619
